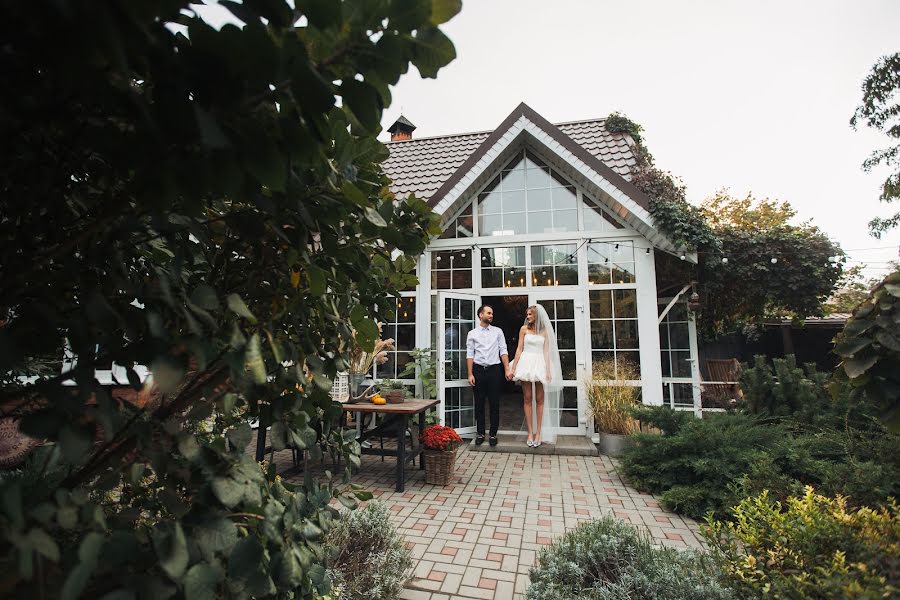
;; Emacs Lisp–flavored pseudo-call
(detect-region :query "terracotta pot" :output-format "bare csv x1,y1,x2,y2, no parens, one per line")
383,390,405,403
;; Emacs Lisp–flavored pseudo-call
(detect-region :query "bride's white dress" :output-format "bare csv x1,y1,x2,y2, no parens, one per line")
514,333,549,384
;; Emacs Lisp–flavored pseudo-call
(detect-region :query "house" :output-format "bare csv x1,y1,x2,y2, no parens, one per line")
379,103,702,440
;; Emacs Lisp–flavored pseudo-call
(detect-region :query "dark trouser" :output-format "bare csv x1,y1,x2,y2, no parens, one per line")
473,363,502,437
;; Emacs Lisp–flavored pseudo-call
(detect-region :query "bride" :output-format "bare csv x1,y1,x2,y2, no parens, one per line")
510,305,562,447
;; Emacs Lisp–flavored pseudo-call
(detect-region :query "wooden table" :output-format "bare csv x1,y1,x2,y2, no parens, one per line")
341,398,440,492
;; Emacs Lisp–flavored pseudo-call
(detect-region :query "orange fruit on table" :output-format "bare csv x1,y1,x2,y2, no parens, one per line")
372,396,387,405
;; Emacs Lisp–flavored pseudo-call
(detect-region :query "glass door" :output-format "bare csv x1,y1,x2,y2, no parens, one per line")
529,291,587,436
437,292,480,436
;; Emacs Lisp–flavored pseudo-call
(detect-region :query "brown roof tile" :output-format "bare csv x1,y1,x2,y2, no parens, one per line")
383,112,639,205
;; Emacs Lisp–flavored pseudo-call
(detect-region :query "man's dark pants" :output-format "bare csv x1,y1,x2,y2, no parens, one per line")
473,363,502,437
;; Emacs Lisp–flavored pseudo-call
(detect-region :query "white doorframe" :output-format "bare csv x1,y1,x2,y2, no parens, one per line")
529,289,589,437
437,291,480,436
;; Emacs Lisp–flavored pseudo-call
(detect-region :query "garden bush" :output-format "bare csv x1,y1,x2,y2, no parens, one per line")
703,488,900,599
325,501,413,600
526,515,734,599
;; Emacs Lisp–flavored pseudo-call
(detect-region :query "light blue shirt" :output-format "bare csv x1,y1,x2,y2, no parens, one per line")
466,325,508,366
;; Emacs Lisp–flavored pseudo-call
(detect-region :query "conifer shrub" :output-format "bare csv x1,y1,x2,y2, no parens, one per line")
526,515,734,599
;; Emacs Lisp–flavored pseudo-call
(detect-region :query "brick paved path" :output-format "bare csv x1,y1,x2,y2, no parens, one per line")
278,446,704,600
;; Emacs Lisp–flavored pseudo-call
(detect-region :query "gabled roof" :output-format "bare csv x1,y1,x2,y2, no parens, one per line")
383,102,689,257
384,109,638,203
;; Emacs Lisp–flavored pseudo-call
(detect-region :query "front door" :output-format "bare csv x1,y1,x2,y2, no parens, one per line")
437,292,480,436
529,291,588,436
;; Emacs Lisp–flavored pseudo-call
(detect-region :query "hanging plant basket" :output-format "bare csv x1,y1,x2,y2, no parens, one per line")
423,449,457,485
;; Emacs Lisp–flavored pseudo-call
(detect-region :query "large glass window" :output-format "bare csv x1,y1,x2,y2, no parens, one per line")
583,198,625,232
531,244,578,286
589,289,640,378
431,249,472,289
659,301,695,409
481,246,526,288
587,241,636,284
477,151,578,236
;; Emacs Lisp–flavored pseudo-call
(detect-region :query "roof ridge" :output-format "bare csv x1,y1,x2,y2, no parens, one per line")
385,117,610,145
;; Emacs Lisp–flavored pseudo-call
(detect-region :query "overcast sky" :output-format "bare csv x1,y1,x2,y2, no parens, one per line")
377,0,899,279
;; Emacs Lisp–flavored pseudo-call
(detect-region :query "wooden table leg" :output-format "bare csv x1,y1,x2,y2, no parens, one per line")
419,410,426,470
396,414,408,493
254,412,269,463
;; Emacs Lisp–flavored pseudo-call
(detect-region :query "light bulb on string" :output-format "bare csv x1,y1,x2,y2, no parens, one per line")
771,257,778,264
722,257,729,264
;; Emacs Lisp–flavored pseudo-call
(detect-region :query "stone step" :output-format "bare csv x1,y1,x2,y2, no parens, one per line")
467,433,598,456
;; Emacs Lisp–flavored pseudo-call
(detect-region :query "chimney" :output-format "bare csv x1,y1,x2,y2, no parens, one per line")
388,115,416,141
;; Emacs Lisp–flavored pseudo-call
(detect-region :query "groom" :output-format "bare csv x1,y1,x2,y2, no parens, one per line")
466,305,512,447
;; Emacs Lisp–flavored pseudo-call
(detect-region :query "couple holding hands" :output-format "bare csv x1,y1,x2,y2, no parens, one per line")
465,304,562,448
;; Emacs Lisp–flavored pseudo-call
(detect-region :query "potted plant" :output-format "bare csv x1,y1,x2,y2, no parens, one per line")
419,425,462,485
378,379,408,404
399,348,439,426
586,358,640,456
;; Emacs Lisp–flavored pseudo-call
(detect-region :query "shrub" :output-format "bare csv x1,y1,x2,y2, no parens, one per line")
526,515,734,599
587,358,641,434
325,501,413,600
620,410,789,519
703,488,900,598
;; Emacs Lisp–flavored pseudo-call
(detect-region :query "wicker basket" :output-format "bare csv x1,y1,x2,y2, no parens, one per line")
423,448,457,485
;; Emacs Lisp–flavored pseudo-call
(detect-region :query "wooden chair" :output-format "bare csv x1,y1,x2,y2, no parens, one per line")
703,359,743,408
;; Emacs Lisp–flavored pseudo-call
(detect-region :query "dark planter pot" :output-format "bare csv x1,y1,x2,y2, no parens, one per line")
383,390,405,404
598,432,632,457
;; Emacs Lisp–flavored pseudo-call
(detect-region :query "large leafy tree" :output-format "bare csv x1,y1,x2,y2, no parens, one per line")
610,113,844,336
0,1,456,598
851,52,900,238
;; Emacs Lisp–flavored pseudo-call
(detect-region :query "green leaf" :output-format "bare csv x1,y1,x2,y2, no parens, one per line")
2,483,24,531
364,206,388,227
270,421,287,451
190,284,219,310
843,355,879,379
194,106,230,149
341,79,382,132
307,265,327,296
409,26,456,78
341,181,368,206
57,505,79,529
875,331,900,351
337,494,358,509
226,294,257,324
153,522,189,580
177,434,202,462
274,550,304,587
308,563,327,586
297,0,343,29
183,562,224,600
58,424,93,464
226,423,252,450
245,333,268,385
352,490,374,501
430,0,461,24
78,532,106,564
27,528,60,561
834,336,873,357
211,477,243,509
61,563,94,600
228,536,264,581
195,516,238,558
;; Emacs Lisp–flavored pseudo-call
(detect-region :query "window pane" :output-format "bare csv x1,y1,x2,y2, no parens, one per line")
482,268,502,288
527,187,552,211
671,351,692,377
661,352,672,377
560,351,577,380
614,289,637,318
583,204,610,231
556,321,576,350
433,270,451,289
659,324,670,349
479,190,502,214
592,351,615,376
396,324,415,350
552,186,577,210
556,264,578,285
588,263,611,284
615,320,640,350
555,300,574,319
672,383,694,406
670,323,690,350
553,209,578,233
480,213,503,236
527,211,552,234
612,263,636,284
589,290,613,319
669,303,688,322
502,189,526,212
501,167,525,191
617,352,641,377
503,212,526,235
452,270,471,289
591,320,614,349
525,167,552,189
396,298,415,323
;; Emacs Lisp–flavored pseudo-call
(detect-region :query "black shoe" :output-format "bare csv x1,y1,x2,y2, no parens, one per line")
475,434,485,446
489,436,498,447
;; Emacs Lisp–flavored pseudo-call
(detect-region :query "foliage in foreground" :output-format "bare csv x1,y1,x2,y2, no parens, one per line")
325,501,413,600
832,270,900,431
0,1,457,598
621,357,900,520
526,515,734,600
703,488,900,599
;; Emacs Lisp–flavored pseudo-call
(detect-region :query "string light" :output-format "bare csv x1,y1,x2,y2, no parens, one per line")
722,257,729,264
770,257,778,264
